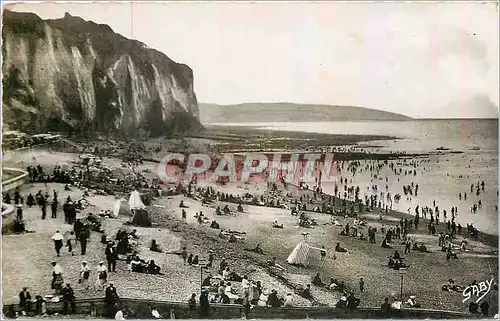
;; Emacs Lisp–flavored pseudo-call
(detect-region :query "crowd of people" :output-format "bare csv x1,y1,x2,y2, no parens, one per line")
4,153,497,319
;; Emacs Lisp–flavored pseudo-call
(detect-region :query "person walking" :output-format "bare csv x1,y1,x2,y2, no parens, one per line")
96,262,108,291
52,231,64,257
79,261,91,290
67,231,76,256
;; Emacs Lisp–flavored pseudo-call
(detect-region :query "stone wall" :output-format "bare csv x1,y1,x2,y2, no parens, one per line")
2,168,29,192
3,298,478,319
1,203,16,233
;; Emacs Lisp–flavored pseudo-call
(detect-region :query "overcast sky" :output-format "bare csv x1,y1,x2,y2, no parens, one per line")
5,1,499,118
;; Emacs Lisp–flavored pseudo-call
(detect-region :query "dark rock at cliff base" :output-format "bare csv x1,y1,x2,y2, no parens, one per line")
2,9,202,137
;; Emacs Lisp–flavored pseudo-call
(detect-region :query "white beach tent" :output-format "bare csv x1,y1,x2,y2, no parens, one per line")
129,190,146,211
286,232,323,266
286,241,310,266
112,198,127,218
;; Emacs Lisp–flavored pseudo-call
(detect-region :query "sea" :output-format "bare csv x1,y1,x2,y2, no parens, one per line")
211,119,499,235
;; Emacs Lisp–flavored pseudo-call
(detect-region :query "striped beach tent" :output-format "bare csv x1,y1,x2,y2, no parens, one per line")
286,232,323,266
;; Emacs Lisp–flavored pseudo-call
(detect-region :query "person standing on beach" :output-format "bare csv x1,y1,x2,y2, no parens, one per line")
181,247,188,265
79,261,90,290
51,199,58,219
404,239,411,254
79,226,90,255
41,197,47,220
61,283,76,315
105,242,118,272
199,289,210,318
359,278,365,293
51,262,64,294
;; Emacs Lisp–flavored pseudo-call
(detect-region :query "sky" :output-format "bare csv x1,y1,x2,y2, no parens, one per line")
4,1,500,118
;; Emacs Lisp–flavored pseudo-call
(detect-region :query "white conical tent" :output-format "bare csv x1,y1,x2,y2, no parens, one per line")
286,232,322,266
129,190,146,210
286,242,310,266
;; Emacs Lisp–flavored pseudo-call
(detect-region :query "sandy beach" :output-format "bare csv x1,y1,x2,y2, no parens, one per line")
2,136,498,314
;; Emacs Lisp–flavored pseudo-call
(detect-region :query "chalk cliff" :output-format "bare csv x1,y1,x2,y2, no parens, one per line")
2,10,202,137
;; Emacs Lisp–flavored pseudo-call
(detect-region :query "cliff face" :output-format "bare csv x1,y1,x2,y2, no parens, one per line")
2,10,202,137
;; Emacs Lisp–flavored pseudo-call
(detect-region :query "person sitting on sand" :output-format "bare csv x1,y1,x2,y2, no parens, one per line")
267,289,282,308
332,218,342,227
395,258,407,269
126,251,140,264
179,200,188,208
210,221,220,229
246,244,264,254
388,257,395,268
13,218,26,234
224,282,239,302
222,267,231,280
192,255,199,265
460,240,468,251
223,205,231,215
329,278,338,289
215,206,222,215
130,257,147,273
228,234,237,243
381,238,392,248
406,295,421,308
300,284,313,300
312,273,325,287
267,257,286,272
442,279,462,292
335,243,348,253
129,229,139,239
146,260,164,275
336,296,348,309
272,221,284,228
283,293,294,307
413,243,430,253
202,274,213,287
346,292,360,310
150,239,162,253
393,251,401,260
446,248,458,260
258,290,269,307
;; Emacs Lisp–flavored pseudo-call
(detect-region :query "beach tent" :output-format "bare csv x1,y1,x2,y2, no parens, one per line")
129,190,146,210
112,198,135,218
286,241,311,266
286,232,322,266
128,190,151,227
112,198,129,218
